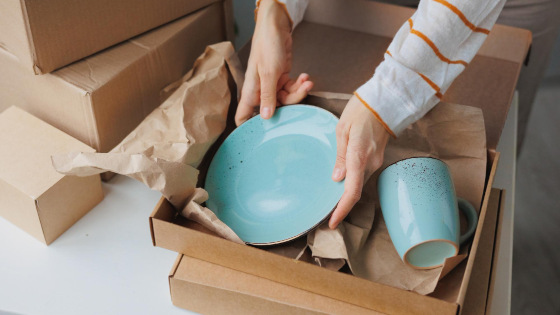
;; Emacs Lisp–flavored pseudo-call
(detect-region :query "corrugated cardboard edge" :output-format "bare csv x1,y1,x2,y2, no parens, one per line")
17,0,40,74
169,255,380,315
485,190,507,314
168,254,183,302
149,197,175,246
459,188,504,315
456,152,500,308
33,199,49,244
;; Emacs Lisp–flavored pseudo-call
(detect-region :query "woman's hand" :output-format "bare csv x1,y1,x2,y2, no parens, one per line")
235,0,313,126
329,95,390,229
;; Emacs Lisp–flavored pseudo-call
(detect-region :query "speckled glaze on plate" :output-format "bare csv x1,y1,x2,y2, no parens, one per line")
205,105,344,245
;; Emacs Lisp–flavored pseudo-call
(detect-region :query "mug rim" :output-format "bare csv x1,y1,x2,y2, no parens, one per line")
403,238,459,270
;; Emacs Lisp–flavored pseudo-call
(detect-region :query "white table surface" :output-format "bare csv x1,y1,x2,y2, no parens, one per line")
0,175,195,315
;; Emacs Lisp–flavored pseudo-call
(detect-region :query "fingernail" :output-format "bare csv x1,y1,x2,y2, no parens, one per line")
262,107,271,119
332,168,342,180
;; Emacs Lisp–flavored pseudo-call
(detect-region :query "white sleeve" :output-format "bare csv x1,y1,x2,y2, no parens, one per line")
355,0,506,137
255,0,309,30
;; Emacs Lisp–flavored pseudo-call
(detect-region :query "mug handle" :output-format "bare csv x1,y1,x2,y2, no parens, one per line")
458,198,478,245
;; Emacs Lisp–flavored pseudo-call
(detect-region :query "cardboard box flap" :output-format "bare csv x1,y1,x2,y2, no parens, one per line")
171,254,381,315
54,7,213,92
291,0,531,150
0,107,95,198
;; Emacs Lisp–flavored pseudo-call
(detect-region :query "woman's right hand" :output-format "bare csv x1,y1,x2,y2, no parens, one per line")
235,0,313,126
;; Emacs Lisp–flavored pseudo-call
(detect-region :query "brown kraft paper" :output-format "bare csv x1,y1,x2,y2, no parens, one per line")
53,42,245,244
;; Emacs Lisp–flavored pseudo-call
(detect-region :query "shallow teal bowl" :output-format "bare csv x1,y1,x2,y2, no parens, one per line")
205,105,344,245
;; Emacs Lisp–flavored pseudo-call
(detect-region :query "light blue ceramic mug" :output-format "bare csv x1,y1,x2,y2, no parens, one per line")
377,157,478,269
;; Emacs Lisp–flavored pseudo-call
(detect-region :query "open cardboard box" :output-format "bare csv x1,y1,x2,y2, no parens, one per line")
149,0,530,313
0,0,232,74
166,188,505,315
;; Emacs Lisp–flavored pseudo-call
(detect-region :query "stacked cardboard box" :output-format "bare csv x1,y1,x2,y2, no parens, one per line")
0,1,233,242
149,0,531,313
0,0,231,74
0,0,233,154
0,107,103,245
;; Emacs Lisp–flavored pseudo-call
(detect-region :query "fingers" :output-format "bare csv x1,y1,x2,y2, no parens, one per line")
236,65,261,126
329,138,367,229
259,68,281,119
332,122,348,182
278,80,313,104
278,73,313,105
236,71,313,125
284,73,310,92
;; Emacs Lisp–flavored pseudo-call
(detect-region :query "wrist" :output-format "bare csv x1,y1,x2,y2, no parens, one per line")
256,0,292,32
353,92,396,138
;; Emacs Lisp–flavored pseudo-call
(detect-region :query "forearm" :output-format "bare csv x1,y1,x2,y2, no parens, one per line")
356,0,506,136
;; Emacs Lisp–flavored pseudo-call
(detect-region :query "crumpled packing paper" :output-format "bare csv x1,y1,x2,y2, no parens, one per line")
53,42,245,244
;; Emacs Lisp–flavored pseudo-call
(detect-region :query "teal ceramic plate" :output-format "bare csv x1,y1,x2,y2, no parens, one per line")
205,105,344,245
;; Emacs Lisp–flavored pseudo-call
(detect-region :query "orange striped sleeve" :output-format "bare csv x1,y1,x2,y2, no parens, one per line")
407,19,468,67
417,73,443,99
354,92,397,138
432,0,490,34
387,48,443,99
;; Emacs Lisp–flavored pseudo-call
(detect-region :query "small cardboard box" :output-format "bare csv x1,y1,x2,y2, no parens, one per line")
167,189,505,315
150,1,530,313
0,107,103,245
0,0,232,74
0,2,232,154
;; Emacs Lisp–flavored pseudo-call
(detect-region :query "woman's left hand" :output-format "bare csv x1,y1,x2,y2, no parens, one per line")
329,95,390,229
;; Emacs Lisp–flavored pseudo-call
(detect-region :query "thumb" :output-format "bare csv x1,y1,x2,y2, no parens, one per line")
332,123,349,182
